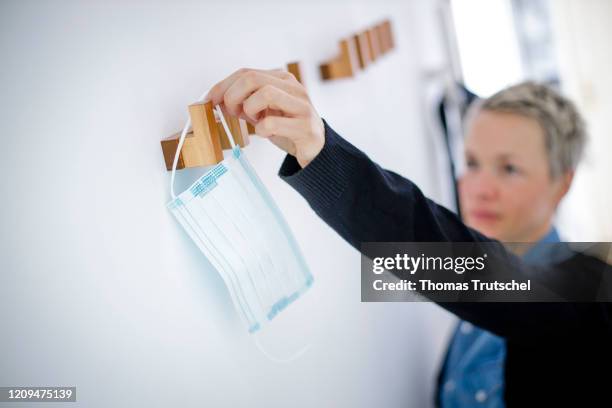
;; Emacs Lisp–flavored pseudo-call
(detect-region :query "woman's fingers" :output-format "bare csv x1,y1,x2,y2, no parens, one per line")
254,115,306,141
209,67,325,168
206,68,250,104
222,71,304,116
207,69,303,113
242,85,310,122
263,68,301,83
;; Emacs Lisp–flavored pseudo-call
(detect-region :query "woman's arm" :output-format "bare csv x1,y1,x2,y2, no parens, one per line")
279,120,610,342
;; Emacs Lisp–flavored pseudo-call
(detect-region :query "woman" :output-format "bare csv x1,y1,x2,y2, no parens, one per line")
439,83,585,408
207,69,612,406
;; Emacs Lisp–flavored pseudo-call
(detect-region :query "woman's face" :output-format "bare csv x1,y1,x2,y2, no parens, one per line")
459,110,569,242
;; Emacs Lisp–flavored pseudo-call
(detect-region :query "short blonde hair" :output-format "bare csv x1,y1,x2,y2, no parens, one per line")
475,81,587,178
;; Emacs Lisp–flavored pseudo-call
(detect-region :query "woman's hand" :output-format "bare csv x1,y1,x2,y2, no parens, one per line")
207,68,325,168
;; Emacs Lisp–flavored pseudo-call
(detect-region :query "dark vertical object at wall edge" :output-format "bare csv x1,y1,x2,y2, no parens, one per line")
438,84,478,221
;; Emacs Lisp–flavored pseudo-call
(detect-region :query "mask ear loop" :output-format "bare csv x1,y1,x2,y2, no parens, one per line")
254,334,311,364
214,105,237,149
170,90,208,199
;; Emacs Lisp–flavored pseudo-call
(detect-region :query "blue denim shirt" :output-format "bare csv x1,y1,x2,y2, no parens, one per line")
439,228,560,408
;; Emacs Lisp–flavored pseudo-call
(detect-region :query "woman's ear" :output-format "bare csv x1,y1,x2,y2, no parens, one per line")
554,170,575,205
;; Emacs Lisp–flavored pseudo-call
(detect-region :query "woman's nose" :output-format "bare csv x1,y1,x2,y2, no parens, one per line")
470,171,500,201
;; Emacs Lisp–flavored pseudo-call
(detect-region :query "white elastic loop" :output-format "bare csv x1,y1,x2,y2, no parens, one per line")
215,106,237,149
170,117,192,199
254,334,311,364
170,90,239,199
170,90,208,199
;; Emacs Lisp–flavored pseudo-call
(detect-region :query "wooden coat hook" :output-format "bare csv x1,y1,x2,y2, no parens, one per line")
161,100,250,171
369,19,395,59
376,20,394,54
319,38,357,80
353,31,372,69
286,61,303,84
161,101,222,170
366,27,381,62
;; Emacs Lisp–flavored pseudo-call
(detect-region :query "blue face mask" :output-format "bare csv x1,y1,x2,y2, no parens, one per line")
167,102,313,335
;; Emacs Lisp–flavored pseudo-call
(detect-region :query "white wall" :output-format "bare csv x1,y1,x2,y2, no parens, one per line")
549,0,612,242
0,1,456,407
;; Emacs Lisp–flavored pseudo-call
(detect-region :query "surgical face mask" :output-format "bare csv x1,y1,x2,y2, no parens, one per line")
166,97,313,336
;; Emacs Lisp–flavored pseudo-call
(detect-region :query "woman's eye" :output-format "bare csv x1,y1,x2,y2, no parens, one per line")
466,159,478,169
503,164,519,174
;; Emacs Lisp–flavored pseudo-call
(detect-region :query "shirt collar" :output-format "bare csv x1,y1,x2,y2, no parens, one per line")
522,227,565,264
